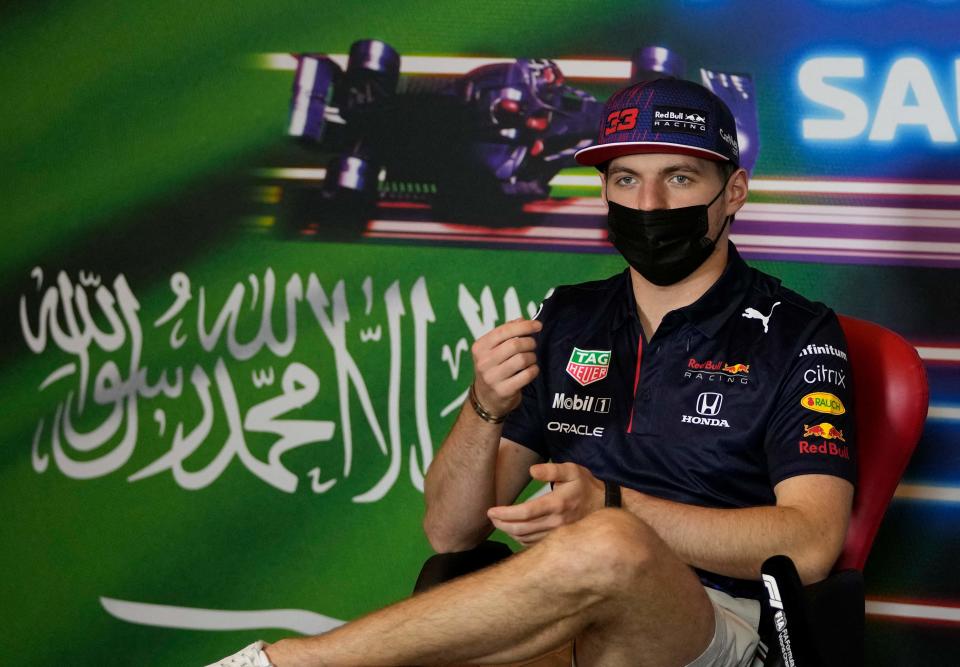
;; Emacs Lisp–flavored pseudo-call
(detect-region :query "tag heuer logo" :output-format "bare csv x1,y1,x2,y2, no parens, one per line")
566,347,611,387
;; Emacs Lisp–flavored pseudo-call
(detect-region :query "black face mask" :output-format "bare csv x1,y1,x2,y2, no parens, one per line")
606,180,732,287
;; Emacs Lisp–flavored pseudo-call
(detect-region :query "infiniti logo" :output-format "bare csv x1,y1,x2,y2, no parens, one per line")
696,392,723,416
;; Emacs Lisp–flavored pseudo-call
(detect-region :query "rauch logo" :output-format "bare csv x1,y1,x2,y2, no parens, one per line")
800,392,845,416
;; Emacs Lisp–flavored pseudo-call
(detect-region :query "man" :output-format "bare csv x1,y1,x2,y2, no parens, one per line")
210,78,856,667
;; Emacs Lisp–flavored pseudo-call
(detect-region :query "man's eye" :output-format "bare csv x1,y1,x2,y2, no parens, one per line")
616,176,635,186
671,175,691,185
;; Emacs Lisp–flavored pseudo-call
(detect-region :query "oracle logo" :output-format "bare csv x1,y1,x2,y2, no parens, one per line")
546,421,605,438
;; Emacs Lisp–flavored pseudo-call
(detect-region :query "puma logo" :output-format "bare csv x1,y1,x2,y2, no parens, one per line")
742,301,781,334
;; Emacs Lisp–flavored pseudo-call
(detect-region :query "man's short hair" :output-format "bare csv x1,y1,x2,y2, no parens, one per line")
716,160,737,184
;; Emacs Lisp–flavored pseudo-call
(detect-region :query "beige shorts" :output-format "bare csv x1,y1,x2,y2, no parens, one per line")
477,586,761,667
686,587,762,667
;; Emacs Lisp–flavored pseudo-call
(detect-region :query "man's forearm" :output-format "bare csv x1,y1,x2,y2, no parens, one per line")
620,481,850,585
422,403,503,552
423,317,542,552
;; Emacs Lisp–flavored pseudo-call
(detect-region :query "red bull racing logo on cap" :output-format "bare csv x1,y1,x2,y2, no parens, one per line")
566,347,611,387
653,106,708,135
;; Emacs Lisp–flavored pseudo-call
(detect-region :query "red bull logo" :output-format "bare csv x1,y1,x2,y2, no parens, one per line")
688,359,749,373
799,440,850,460
801,422,845,442
688,358,724,370
684,358,751,385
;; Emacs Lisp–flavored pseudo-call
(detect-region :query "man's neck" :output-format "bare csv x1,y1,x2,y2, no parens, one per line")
630,243,729,341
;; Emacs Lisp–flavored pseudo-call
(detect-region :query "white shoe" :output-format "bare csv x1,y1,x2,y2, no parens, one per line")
205,640,275,667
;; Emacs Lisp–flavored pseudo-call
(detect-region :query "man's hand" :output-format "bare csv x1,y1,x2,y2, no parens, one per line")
486,462,605,546
471,318,542,417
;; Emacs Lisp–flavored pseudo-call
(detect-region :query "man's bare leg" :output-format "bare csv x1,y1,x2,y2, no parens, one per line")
265,509,716,667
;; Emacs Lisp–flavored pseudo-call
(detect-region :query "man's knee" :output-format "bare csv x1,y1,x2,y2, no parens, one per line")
543,509,664,596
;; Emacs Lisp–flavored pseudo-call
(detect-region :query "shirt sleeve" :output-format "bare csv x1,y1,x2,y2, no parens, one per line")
764,311,857,488
500,370,547,457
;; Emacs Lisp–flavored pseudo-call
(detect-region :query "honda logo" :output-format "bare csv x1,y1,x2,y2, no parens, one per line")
696,392,723,416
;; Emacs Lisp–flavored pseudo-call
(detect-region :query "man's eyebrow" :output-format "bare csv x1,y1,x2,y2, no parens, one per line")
607,162,705,177
660,162,704,175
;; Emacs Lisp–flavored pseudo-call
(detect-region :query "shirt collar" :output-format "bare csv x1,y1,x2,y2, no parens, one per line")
679,242,758,338
612,242,759,339
612,268,638,332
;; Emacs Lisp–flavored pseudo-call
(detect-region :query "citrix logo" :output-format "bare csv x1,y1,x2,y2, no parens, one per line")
803,364,846,388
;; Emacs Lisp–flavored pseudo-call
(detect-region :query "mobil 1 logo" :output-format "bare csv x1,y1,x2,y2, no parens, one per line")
552,392,611,414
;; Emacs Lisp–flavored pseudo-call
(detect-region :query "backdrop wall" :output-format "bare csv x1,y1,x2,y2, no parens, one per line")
3,1,958,664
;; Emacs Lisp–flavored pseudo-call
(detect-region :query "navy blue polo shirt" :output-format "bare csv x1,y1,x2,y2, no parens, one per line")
502,243,856,599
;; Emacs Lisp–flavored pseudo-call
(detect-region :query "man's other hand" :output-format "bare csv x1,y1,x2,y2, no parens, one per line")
471,318,542,417
486,462,604,546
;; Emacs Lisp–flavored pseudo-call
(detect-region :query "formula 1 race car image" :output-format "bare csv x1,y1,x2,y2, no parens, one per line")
257,40,760,244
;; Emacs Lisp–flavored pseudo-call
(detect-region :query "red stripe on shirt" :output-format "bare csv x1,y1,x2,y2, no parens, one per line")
626,335,644,433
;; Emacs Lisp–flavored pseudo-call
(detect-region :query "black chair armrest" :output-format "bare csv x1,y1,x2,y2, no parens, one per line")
760,556,864,667
804,568,864,667
413,541,514,594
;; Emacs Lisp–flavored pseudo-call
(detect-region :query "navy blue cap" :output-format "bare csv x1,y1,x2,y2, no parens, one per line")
574,78,740,167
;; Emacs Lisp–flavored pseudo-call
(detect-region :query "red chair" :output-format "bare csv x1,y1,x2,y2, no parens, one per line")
836,315,929,571
760,315,929,666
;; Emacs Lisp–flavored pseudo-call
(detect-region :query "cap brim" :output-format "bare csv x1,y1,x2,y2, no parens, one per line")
573,141,733,167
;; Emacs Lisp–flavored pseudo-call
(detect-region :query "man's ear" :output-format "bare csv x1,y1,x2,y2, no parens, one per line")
599,171,608,207
724,167,749,216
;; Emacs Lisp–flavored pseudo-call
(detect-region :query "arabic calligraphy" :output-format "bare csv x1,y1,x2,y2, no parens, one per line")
19,268,547,500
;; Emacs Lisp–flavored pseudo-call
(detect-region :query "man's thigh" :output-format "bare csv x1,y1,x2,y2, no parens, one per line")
461,509,717,667
571,511,716,666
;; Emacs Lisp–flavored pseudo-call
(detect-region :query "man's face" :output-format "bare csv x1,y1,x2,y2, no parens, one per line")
600,153,741,239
